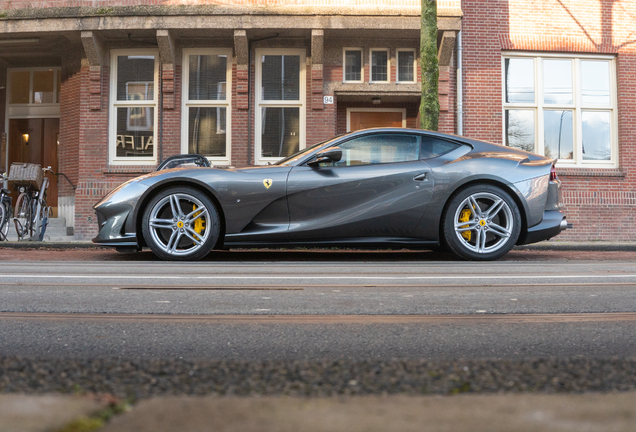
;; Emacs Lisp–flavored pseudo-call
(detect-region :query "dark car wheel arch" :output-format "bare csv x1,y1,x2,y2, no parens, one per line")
441,183,523,260
438,178,529,252
135,179,226,249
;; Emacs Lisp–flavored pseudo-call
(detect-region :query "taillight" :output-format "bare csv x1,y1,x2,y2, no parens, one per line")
550,164,558,181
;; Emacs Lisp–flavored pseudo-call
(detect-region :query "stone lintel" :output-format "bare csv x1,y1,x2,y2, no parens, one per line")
156,29,177,66
437,31,456,67
80,31,105,67
311,29,324,66
436,17,462,32
234,29,248,67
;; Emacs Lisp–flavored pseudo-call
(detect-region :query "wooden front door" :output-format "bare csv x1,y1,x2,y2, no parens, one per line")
8,118,59,216
349,110,404,132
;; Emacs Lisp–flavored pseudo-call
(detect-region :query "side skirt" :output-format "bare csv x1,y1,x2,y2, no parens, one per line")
223,237,440,250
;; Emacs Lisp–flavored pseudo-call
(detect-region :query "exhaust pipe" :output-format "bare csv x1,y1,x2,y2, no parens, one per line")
560,219,568,231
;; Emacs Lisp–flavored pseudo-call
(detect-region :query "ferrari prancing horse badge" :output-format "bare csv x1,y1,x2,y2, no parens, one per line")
263,179,273,189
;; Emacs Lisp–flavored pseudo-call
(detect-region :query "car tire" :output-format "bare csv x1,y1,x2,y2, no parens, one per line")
142,186,221,261
442,184,521,261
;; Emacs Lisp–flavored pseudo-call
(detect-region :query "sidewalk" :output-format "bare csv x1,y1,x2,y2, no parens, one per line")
2,393,635,432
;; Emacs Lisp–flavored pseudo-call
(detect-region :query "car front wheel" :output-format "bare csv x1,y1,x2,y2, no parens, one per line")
443,184,521,261
142,187,220,261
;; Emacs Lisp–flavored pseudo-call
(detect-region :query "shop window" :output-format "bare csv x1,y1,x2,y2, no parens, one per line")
397,49,416,83
109,51,158,164
182,49,232,163
255,48,306,165
343,48,363,83
503,54,617,167
370,49,389,83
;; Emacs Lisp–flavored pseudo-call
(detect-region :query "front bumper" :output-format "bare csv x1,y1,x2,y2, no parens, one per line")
92,208,139,248
518,210,567,245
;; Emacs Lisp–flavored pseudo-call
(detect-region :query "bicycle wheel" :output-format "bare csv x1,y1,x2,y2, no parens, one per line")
13,193,34,240
36,201,51,241
0,201,8,241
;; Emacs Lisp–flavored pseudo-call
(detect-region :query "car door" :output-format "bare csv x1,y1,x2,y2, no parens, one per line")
286,133,434,241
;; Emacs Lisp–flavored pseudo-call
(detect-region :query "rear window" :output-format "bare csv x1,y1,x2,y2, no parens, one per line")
421,137,461,159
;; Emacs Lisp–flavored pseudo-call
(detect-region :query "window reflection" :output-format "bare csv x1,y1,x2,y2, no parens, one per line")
33,70,55,104
261,107,300,158
398,51,415,82
505,110,535,152
344,50,362,82
543,59,573,105
332,134,419,166
581,61,610,105
261,55,300,101
9,70,30,104
189,107,226,157
117,56,155,101
582,111,611,161
371,51,388,82
544,110,573,160
505,58,534,103
189,55,227,101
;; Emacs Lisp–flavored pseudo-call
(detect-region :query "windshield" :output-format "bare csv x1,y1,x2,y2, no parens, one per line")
274,134,347,166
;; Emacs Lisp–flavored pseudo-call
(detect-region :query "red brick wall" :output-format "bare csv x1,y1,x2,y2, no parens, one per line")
462,0,636,241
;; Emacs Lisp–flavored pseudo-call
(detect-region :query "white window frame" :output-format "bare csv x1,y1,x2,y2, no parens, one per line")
502,52,618,168
396,49,417,84
109,49,159,165
181,48,233,165
346,108,406,132
369,48,390,84
255,48,306,165
342,47,364,83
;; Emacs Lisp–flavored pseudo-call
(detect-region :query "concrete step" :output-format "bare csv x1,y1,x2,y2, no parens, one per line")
3,218,75,242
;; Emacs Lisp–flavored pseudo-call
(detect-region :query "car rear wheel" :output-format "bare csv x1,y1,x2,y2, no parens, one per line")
142,187,220,261
443,184,521,261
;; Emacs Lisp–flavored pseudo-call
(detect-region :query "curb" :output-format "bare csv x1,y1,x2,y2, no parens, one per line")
514,242,636,252
0,241,104,249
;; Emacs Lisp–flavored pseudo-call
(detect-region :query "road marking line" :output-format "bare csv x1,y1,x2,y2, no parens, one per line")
1,312,636,324
0,274,635,280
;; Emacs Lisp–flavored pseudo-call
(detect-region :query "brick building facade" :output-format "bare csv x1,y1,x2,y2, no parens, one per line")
0,0,633,241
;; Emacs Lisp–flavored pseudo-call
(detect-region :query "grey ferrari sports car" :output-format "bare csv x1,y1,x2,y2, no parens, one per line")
93,128,567,260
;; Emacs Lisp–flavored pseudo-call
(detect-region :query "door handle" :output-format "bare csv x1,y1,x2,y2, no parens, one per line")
413,173,428,181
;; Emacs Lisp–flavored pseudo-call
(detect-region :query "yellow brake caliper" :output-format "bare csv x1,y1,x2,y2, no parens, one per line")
192,205,205,240
459,209,472,241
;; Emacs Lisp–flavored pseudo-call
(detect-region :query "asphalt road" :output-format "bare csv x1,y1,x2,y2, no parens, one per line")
1,250,635,361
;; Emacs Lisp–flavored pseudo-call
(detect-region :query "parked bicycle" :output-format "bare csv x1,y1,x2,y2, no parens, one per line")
0,172,11,241
10,164,52,241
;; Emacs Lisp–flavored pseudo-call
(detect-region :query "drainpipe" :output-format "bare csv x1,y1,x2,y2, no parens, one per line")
159,65,164,164
456,30,463,136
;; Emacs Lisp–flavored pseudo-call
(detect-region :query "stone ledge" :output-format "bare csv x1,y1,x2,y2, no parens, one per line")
0,5,422,20
558,168,625,177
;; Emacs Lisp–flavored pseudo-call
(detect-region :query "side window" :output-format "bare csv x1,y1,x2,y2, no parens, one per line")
420,137,460,159
329,134,420,167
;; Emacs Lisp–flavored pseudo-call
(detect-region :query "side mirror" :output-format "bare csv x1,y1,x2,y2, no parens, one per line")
308,147,342,167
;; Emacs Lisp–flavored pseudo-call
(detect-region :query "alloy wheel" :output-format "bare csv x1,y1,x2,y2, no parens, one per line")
148,192,212,257
453,192,514,254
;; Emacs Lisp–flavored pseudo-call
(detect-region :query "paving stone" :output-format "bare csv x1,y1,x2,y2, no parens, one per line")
100,393,636,432
0,394,104,432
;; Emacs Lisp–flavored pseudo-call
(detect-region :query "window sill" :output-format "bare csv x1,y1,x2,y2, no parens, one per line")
104,167,155,176
557,167,625,177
